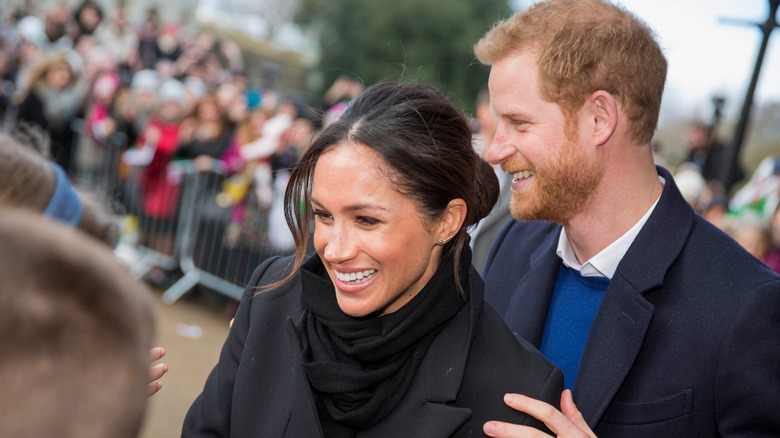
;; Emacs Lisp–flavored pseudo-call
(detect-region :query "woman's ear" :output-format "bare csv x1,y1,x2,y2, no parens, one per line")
438,198,467,241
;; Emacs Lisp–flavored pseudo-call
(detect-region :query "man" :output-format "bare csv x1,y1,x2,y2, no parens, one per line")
685,121,745,191
473,0,780,436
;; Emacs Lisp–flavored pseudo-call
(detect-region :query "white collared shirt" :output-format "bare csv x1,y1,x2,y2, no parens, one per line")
556,178,665,279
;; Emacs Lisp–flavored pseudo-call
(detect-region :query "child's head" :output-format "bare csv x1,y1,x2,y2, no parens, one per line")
0,208,155,438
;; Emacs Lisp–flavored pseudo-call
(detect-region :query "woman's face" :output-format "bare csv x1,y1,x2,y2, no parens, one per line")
45,63,72,90
198,100,221,122
311,142,443,317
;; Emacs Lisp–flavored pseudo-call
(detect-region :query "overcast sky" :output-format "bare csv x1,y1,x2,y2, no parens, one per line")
516,0,780,122
620,0,780,120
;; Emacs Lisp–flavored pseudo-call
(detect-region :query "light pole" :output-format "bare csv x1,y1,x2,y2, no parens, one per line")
719,0,780,194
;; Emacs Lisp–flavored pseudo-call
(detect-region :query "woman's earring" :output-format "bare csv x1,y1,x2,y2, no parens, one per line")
437,235,453,245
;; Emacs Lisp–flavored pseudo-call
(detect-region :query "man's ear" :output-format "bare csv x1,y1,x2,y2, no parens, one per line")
438,198,467,241
589,90,618,146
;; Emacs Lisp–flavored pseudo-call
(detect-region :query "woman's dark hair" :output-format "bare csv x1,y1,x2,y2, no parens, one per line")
279,81,499,293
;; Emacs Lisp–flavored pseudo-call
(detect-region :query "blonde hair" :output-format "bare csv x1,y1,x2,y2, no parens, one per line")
475,0,667,145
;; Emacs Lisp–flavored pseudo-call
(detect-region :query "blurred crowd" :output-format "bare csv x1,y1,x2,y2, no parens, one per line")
3,1,780,280
0,1,351,272
664,121,780,275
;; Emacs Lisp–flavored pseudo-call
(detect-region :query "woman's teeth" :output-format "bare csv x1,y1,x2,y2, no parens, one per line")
335,269,377,283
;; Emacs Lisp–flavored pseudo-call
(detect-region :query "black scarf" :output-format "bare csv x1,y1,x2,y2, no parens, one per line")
298,251,471,432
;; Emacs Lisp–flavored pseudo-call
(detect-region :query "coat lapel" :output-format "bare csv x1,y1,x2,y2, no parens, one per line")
504,228,562,346
574,166,695,427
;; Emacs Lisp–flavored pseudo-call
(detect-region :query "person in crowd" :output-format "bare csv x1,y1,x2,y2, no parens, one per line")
685,121,744,194
0,132,168,396
68,0,103,46
733,214,772,263
473,0,780,436
13,52,83,170
77,71,121,182
182,81,564,437
176,91,235,169
673,162,706,212
121,78,187,254
135,7,161,71
764,203,780,274
0,208,155,438
212,107,274,237
127,68,159,134
0,131,117,245
321,74,364,128
701,193,733,234
469,85,512,273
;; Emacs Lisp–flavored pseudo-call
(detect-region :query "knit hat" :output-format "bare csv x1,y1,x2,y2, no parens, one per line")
130,69,158,94
157,78,186,105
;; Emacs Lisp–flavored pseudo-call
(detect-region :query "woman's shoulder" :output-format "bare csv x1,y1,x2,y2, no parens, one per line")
453,300,562,434
242,255,304,313
458,299,560,402
471,302,557,376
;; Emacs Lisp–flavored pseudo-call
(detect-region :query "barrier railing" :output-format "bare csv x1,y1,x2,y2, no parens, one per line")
66,118,294,305
161,169,277,303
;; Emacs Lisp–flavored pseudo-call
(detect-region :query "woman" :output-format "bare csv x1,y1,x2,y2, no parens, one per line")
182,82,563,437
176,92,235,167
14,54,83,171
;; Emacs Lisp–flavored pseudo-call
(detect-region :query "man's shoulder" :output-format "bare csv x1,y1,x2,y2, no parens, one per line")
487,220,559,267
684,215,780,286
497,220,559,247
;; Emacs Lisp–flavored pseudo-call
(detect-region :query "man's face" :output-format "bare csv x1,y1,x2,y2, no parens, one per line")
486,51,603,224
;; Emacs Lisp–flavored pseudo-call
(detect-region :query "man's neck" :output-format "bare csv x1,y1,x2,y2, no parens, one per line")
564,164,664,264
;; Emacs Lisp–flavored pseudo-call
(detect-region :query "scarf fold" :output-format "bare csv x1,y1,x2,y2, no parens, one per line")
298,250,471,431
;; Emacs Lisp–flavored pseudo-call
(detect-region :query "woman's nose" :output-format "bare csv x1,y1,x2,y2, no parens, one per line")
322,224,358,264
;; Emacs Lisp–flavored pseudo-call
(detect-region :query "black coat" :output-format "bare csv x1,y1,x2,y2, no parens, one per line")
183,256,563,437
483,166,780,437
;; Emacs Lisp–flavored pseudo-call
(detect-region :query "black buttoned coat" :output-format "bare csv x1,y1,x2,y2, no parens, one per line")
182,256,563,437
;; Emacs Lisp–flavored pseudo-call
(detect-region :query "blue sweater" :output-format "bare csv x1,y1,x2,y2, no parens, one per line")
539,264,610,390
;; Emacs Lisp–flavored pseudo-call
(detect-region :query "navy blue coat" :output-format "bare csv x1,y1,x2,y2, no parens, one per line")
483,166,780,437
182,256,563,437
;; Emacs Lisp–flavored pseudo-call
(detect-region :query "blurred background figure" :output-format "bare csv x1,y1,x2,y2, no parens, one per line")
684,121,745,196
0,208,154,438
763,204,780,274
121,78,186,256
176,91,234,169
321,74,363,128
12,53,84,170
733,213,772,263
674,162,707,212
469,85,511,273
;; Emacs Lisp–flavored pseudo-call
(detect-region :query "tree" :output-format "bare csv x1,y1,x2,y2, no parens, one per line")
295,0,512,113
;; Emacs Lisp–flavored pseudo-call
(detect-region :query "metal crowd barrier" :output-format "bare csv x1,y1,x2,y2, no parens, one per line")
160,169,280,303
67,118,295,305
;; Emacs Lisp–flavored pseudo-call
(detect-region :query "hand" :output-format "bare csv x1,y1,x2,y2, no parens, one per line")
148,347,168,397
145,126,162,146
483,390,596,437
194,155,214,172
